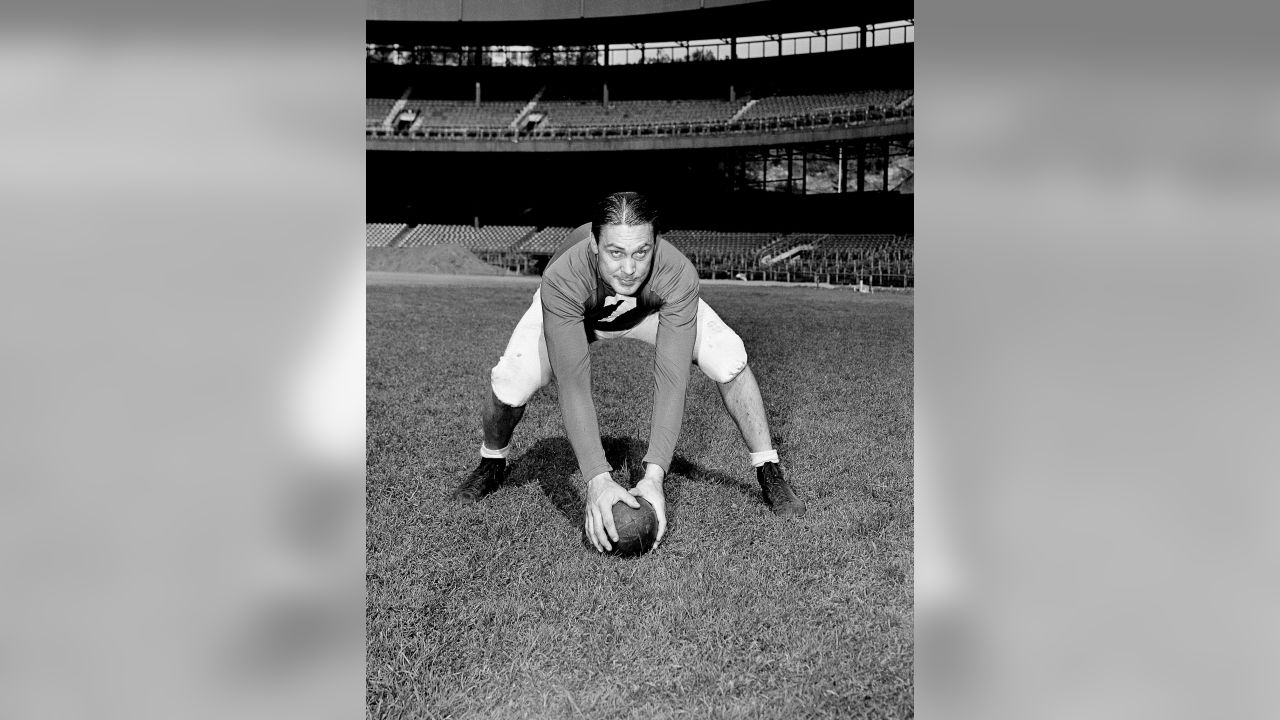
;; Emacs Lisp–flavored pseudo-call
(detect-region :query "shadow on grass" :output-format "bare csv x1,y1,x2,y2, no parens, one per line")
505,436,761,533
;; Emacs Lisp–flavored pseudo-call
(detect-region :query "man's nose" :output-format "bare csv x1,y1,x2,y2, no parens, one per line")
622,258,635,274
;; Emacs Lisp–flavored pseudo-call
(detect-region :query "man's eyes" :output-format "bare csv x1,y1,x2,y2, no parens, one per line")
610,250,648,258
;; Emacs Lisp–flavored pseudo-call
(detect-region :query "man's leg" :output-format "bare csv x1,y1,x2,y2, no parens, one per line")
482,389,525,452
454,291,552,502
715,363,771,453
691,302,807,517
713,363,805,517
622,300,808,517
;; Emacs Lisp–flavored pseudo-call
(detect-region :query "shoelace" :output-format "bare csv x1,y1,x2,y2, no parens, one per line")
463,462,502,492
759,466,788,497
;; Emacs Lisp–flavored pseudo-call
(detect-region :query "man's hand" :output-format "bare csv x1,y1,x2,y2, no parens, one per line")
584,472,640,553
628,463,667,550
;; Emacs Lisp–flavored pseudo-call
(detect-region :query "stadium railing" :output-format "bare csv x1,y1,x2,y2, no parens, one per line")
367,103,912,140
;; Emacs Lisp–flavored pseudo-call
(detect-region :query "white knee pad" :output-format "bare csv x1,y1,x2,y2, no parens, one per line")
697,329,748,384
490,354,544,407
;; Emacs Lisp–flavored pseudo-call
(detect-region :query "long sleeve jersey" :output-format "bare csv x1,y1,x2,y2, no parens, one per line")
539,223,701,482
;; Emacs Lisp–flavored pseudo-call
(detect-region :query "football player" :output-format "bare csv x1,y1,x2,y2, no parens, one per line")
453,191,806,552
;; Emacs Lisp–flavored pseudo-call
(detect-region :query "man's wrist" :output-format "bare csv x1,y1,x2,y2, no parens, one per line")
640,463,666,485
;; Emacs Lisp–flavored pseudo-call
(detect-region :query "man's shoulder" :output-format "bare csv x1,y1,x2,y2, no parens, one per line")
656,236,693,266
652,238,699,287
541,229,595,306
547,224,594,269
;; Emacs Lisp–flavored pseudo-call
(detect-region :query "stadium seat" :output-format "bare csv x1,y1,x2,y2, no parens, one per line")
396,224,536,251
401,100,526,130
366,222,406,247
737,90,912,121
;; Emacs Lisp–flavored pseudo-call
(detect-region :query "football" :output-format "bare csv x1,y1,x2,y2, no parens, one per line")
586,497,659,557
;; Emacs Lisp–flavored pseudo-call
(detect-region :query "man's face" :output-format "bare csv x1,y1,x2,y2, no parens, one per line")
592,223,654,296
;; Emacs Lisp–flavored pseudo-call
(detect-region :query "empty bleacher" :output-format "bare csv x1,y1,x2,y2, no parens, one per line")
757,233,829,264
818,233,903,251
370,90,912,138
401,101,525,129
533,99,744,132
518,226,574,253
366,223,913,287
771,233,913,286
661,229,777,256
366,222,406,247
397,224,536,251
738,90,912,121
367,98,395,127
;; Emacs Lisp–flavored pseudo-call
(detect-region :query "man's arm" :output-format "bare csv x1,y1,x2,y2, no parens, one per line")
641,258,700,474
539,278,612,483
542,276,643,553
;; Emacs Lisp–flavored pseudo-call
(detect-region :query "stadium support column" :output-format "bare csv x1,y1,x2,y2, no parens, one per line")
838,146,847,193
856,141,865,193
882,140,890,192
475,82,481,106
603,83,609,107
787,148,794,193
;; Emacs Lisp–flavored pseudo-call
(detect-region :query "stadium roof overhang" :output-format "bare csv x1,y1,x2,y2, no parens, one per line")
367,0,913,46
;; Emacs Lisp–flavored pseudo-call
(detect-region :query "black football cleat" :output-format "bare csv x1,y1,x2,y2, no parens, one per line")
757,462,807,517
452,458,505,502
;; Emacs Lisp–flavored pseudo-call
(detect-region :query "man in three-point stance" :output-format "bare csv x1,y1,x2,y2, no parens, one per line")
454,191,806,552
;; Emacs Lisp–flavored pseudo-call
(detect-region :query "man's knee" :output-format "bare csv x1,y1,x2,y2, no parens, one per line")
698,331,748,384
490,354,545,407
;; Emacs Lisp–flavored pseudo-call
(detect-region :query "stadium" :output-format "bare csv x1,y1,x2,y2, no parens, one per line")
367,1,914,717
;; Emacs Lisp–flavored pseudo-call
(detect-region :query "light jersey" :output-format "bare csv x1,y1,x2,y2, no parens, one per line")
540,222,701,483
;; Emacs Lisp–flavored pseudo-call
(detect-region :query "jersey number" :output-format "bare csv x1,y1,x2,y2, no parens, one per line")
600,294,637,322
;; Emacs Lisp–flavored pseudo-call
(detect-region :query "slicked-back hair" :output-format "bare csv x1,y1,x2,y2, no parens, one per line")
590,191,659,244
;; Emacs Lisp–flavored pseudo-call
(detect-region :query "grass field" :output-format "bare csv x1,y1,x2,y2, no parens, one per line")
367,277,914,719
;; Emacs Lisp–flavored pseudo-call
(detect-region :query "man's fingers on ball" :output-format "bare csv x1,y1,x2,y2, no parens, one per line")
622,493,641,508
586,508,605,550
587,511,602,552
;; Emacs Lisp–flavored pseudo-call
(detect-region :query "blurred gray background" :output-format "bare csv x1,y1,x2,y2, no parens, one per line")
1,0,1277,718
